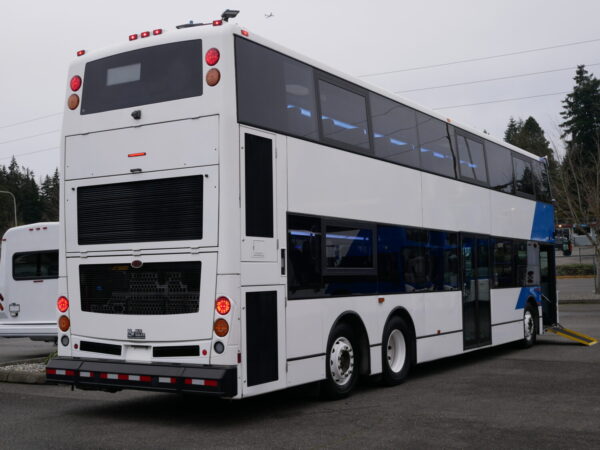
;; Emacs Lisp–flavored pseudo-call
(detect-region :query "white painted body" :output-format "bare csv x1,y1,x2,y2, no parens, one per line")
57,23,550,398
0,223,58,340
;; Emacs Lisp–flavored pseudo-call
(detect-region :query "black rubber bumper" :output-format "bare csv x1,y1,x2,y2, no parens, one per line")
46,357,237,397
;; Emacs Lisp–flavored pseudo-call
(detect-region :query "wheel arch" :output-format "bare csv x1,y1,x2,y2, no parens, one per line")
328,311,371,376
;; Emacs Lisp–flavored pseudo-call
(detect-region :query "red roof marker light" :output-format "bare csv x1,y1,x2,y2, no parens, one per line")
129,34,138,41
141,31,150,38
241,29,249,37
77,50,85,57
212,20,223,26
153,29,163,35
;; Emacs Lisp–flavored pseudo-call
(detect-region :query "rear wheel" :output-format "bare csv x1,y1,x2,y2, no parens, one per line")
381,316,412,386
522,305,537,348
321,323,359,400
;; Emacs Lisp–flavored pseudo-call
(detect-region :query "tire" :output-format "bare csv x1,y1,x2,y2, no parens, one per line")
381,316,412,386
521,304,537,348
321,322,360,400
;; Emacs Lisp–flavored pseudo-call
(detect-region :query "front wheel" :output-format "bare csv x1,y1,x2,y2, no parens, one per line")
381,316,412,386
522,305,537,348
321,323,359,400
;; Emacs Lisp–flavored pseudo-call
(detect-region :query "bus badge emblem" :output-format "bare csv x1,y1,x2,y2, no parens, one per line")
127,328,146,339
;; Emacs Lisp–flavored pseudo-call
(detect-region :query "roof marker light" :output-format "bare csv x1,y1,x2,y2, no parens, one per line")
153,29,163,35
212,20,223,26
128,152,146,158
141,31,150,38
77,50,86,57
129,34,138,41
241,29,249,37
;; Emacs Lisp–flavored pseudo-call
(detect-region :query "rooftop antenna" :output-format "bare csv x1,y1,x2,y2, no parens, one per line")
221,9,239,22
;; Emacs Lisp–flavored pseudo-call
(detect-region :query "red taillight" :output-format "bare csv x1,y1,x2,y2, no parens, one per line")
70,76,82,92
153,29,162,35
205,48,220,66
141,31,150,38
57,296,69,313
129,34,138,41
77,50,85,57
212,20,223,26
215,296,231,315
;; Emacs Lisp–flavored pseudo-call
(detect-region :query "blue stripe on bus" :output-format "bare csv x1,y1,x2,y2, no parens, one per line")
516,286,542,309
530,202,555,242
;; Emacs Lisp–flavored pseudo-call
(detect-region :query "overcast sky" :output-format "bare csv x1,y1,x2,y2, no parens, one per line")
1,0,599,178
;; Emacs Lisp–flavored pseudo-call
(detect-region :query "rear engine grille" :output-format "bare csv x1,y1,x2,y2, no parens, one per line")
80,341,122,356
153,345,200,358
77,175,203,245
80,262,201,315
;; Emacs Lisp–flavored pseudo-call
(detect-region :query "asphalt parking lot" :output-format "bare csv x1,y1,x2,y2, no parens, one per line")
0,337,55,364
0,304,598,449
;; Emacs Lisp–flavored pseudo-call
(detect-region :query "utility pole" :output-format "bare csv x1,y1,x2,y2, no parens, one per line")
0,190,17,227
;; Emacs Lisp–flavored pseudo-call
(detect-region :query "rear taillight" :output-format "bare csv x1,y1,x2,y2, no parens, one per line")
68,94,79,110
70,75,82,92
205,48,220,66
57,296,69,313
58,316,70,332
214,318,229,337
215,296,231,315
206,69,220,87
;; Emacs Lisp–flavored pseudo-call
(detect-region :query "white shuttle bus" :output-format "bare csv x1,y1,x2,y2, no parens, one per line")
0,223,59,341
48,17,557,399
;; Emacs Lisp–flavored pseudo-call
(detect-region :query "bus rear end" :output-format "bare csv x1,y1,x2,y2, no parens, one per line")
48,23,241,397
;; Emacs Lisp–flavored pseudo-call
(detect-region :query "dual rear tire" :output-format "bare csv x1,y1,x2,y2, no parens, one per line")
321,316,413,399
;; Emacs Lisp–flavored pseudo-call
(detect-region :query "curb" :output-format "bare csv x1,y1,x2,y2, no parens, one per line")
0,357,47,385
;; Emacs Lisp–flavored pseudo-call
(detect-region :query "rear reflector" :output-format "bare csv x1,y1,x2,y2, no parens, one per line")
184,378,218,386
46,369,75,376
158,377,177,384
79,371,94,378
98,372,153,382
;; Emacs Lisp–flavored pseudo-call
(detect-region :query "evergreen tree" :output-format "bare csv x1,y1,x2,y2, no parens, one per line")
504,116,556,167
40,168,60,222
560,65,600,162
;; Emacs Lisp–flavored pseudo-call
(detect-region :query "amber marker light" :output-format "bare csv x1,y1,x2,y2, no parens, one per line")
58,315,71,332
68,94,80,110
206,68,220,86
214,318,229,337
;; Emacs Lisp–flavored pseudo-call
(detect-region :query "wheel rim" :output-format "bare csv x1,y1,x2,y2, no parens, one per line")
329,337,354,387
524,310,535,340
387,329,407,373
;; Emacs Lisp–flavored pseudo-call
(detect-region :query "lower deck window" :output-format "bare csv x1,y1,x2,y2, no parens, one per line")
13,251,58,280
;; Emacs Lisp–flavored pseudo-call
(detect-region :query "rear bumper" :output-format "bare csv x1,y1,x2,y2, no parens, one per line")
46,357,238,397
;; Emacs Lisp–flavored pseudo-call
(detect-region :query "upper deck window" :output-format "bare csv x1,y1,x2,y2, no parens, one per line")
81,40,203,115
456,132,488,185
416,113,456,178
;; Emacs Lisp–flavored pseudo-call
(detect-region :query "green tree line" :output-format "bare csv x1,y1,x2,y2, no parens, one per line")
0,157,59,238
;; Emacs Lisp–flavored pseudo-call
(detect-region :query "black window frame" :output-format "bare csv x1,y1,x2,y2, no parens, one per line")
315,71,374,157
322,218,377,276
455,130,489,187
12,250,59,281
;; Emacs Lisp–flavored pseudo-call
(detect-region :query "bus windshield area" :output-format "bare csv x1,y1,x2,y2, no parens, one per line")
81,40,203,115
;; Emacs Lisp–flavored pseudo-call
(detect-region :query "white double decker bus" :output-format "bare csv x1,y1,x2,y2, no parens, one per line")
48,17,557,399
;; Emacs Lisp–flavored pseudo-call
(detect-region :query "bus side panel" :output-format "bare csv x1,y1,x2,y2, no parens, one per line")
491,288,523,325
417,333,464,364
286,139,422,228
490,192,536,241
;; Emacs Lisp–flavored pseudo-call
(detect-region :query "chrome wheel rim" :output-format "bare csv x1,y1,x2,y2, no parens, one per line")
524,310,535,341
329,337,354,387
387,329,407,373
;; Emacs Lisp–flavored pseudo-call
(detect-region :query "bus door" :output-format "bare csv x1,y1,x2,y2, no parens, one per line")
461,234,492,349
539,244,557,325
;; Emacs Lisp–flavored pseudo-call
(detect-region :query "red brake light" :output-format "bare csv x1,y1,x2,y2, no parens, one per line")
70,76,82,92
77,50,85,57
205,48,220,66
129,34,138,41
153,29,162,35
215,296,231,315
57,296,69,313
141,31,150,38
212,20,223,26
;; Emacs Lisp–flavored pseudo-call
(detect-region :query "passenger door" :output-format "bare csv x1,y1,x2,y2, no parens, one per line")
461,235,492,349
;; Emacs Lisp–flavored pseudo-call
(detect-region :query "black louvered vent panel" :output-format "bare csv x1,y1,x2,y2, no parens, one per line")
78,176,203,245
80,262,201,315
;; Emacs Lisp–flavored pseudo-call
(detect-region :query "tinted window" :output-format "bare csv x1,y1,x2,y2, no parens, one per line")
516,241,528,285
416,113,455,177
245,134,274,238
456,134,488,184
82,40,203,115
287,215,323,298
325,224,374,270
369,93,420,168
235,37,318,140
513,156,535,196
318,80,370,152
493,239,516,287
13,251,58,280
485,142,514,194
533,160,552,203
430,231,460,291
